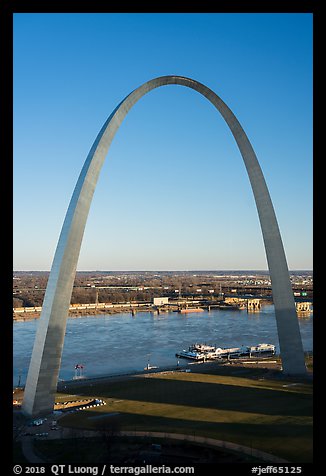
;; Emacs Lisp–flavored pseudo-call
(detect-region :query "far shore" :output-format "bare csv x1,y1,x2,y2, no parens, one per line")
13,299,276,321
13,306,155,321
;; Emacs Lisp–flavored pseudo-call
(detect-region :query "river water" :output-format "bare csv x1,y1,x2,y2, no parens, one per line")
13,305,313,386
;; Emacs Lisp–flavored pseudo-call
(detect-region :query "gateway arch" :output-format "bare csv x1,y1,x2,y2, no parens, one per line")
22,75,307,418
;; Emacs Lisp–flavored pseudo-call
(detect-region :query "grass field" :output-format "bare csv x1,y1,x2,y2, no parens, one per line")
57,364,313,463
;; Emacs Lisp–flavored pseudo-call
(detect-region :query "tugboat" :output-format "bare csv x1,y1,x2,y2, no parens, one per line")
144,355,158,370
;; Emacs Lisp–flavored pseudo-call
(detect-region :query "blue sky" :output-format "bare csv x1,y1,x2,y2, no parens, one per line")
13,13,313,271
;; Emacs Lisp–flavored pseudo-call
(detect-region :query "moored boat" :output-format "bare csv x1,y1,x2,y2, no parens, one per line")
191,343,216,352
248,343,275,354
175,349,206,361
178,308,203,313
176,342,275,361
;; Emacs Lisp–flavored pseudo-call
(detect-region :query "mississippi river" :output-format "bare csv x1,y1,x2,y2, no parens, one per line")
13,305,313,385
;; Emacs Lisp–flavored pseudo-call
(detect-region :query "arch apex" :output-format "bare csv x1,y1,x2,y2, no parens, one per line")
22,75,306,418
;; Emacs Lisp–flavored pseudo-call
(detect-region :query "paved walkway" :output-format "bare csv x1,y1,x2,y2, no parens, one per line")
120,431,290,463
20,427,289,464
21,438,47,464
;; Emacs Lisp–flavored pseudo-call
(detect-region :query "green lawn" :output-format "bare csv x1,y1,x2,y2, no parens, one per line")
57,368,313,463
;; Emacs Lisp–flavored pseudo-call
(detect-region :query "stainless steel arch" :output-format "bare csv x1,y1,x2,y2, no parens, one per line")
22,75,307,418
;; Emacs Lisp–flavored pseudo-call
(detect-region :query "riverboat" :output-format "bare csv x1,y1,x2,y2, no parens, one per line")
247,343,276,354
144,365,158,370
176,342,275,361
191,343,216,352
175,349,207,361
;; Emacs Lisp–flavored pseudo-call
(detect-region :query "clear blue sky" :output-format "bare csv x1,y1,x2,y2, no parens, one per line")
13,13,313,271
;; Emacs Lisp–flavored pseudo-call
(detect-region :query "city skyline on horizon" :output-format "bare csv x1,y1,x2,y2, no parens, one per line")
14,13,313,271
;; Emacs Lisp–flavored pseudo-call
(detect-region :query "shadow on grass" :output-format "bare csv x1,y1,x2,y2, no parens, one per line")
33,434,265,464
62,375,312,417
60,410,313,463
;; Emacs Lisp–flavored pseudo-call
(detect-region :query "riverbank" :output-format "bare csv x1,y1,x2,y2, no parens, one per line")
13,299,275,321
13,307,138,321
12,355,294,403
55,355,313,393
13,304,159,320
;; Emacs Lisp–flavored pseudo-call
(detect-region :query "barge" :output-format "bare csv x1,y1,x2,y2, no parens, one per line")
178,308,203,314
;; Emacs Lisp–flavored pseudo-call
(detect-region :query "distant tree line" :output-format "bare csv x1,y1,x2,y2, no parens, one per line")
13,287,165,308
14,270,308,309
